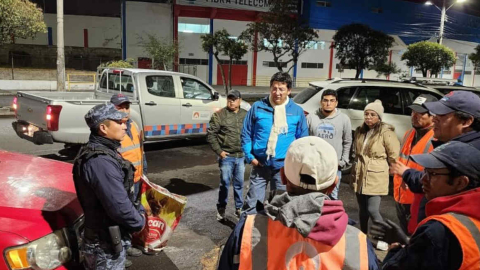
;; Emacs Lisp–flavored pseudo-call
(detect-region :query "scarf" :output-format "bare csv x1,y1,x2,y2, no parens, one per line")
266,95,289,159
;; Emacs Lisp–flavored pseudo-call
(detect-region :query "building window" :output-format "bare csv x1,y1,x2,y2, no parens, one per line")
263,39,283,48
301,62,324,69
336,63,354,70
316,1,331,7
179,58,208,65
306,41,326,50
178,23,210,34
218,59,247,65
263,61,287,68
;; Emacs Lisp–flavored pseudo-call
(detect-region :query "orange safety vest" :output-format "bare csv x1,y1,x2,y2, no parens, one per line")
416,212,480,270
239,214,368,270
394,128,434,204
119,121,143,183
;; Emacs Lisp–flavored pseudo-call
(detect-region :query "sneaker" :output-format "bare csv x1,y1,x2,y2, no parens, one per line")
235,208,242,218
217,208,226,221
125,259,133,268
127,247,142,257
376,240,389,251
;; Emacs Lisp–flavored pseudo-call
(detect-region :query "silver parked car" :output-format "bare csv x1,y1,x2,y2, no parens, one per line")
294,78,444,140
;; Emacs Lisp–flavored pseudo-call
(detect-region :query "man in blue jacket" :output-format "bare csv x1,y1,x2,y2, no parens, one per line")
73,103,146,270
241,72,308,210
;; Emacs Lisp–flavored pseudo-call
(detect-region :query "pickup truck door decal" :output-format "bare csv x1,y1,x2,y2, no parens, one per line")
144,123,209,136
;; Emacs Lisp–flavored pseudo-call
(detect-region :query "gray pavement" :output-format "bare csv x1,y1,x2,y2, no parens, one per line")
0,117,396,269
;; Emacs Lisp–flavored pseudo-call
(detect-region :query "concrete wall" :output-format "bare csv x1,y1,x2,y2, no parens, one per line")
126,2,173,63
16,14,121,49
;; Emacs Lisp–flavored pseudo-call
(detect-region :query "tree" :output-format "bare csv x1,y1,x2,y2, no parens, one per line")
223,37,248,91
469,45,480,79
201,30,248,93
138,34,180,70
401,41,456,78
240,0,318,72
201,30,229,93
332,23,394,79
374,62,401,79
99,58,135,68
0,0,47,45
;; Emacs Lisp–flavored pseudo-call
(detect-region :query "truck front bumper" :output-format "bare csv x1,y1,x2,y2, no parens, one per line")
12,121,54,145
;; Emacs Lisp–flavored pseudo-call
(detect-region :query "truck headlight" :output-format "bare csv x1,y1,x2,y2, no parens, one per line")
5,229,72,270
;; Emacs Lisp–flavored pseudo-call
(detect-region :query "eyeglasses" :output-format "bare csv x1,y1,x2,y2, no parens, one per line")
425,170,450,180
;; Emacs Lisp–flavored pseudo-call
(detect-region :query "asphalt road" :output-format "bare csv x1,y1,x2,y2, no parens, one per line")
0,116,399,269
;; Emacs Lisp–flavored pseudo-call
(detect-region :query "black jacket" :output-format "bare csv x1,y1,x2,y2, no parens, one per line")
73,134,145,235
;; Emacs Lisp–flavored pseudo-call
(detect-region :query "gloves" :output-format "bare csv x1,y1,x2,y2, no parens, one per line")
371,219,410,245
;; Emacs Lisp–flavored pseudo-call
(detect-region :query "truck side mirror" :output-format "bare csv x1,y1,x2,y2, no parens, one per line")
212,92,219,101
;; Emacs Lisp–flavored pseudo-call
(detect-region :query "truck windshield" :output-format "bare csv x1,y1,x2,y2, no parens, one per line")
100,73,134,92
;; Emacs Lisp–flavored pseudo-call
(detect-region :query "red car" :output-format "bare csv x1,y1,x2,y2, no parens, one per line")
0,150,84,270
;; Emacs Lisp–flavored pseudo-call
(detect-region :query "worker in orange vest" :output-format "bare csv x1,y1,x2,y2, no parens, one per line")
390,94,438,235
218,136,379,270
111,94,147,261
374,141,480,270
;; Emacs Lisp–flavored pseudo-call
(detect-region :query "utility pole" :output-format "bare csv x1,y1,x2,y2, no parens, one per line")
56,0,65,91
439,0,446,44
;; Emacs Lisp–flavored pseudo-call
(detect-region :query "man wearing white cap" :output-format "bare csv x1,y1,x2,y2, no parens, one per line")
218,136,379,270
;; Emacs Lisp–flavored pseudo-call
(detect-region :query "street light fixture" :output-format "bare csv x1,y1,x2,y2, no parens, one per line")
425,0,468,44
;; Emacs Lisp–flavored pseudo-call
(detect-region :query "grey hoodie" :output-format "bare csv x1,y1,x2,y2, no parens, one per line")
306,109,352,168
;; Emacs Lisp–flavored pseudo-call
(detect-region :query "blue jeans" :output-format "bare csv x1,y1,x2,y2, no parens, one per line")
330,170,342,200
217,156,245,210
243,165,284,210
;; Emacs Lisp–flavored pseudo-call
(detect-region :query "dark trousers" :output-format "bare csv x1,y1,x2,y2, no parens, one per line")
356,193,383,234
395,202,411,235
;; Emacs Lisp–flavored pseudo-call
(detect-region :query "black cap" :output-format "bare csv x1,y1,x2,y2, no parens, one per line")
424,91,480,118
85,103,128,128
411,141,480,180
110,93,131,106
408,94,438,113
227,90,241,99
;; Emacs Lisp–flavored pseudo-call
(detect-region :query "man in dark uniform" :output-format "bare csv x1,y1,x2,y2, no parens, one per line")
73,103,145,270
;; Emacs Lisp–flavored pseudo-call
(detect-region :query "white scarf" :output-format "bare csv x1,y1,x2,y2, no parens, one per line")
266,95,289,159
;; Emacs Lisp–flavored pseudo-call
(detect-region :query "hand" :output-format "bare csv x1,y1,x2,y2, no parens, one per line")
251,159,262,167
371,219,409,245
390,160,409,176
220,151,229,159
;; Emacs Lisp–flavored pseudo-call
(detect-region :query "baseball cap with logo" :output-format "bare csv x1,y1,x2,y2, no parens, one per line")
110,93,131,106
424,91,480,118
85,103,128,128
411,141,480,180
408,94,438,114
284,136,338,191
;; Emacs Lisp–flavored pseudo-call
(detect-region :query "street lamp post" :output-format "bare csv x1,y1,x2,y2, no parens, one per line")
425,0,467,44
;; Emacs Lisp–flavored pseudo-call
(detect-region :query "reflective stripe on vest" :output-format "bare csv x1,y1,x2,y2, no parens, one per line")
393,128,435,204
120,121,143,183
239,214,368,270
417,212,480,270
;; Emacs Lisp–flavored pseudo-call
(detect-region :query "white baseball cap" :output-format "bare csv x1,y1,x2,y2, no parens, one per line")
284,136,338,191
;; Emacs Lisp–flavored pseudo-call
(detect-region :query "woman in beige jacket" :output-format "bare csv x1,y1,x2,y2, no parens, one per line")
351,100,400,238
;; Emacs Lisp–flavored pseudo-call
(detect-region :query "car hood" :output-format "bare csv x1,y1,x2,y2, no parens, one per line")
0,150,83,241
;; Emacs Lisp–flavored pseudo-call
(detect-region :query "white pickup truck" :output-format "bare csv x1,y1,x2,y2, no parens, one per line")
12,68,249,146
